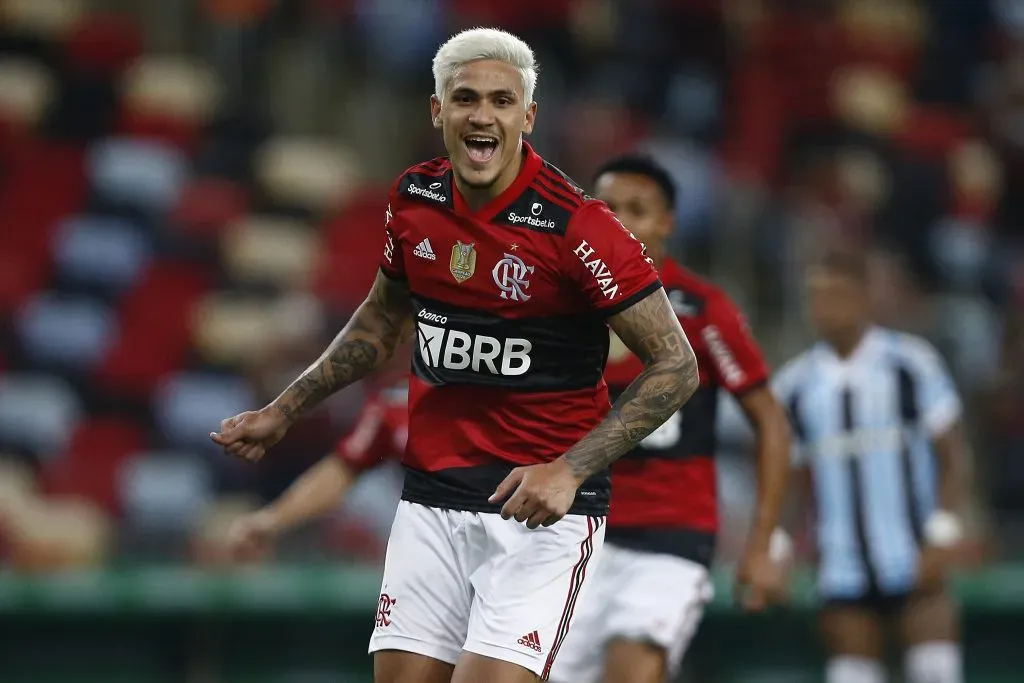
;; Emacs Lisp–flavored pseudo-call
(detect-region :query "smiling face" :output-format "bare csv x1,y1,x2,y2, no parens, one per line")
430,59,537,196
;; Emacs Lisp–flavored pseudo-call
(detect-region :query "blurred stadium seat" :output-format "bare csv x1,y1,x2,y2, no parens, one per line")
0,373,82,458
254,136,360,213
221,214,320,287
191,291,277,366
0,56,55,133
95,261,211,399
16,291,118,371
64,13,143,74
0,0,84,39
53,213,152,295
87,136,187,213
8,496,112,570
39,418,145,515
118,450,212,536
170,177,250,239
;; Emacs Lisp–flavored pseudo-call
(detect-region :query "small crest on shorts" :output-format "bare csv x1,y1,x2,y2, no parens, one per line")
450,241,477,283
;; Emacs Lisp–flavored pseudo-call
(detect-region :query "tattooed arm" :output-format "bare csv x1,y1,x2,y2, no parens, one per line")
272,272,413,422
561,288,700,482
210,271,412,461
491,287,699,528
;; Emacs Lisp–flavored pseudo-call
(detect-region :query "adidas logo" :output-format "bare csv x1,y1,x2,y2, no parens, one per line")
413,238,437,261
517,630,543,653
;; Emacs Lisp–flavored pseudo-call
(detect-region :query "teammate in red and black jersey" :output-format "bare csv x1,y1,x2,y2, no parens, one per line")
225,377,410,562
548,155,793,683
212,28,700,683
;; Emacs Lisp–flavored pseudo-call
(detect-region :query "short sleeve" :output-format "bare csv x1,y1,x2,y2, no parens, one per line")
380,183,406,281
770,356,809,468
701,292,770,396
904,338,962,438
334,401,391,475
562,202,662,315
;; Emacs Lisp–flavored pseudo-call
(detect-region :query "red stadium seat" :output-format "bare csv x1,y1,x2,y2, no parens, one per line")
0,249,49,315
95,261,212,399
64,14,143,74
115,107,202,154
170,178,250,239
39,418,146,515
894,106,972,161
314,188,390,310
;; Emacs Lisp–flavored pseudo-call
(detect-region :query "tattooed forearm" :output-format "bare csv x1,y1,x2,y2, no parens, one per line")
271,271,412,422
561,289,699,482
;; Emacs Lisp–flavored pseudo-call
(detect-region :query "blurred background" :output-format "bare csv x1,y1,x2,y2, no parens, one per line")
0,0,1022,681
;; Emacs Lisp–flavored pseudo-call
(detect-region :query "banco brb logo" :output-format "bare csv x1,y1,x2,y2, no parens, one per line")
416,318,532,376
492,253,534,302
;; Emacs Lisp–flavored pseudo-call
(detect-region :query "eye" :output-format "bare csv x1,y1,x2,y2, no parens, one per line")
496,97,512,106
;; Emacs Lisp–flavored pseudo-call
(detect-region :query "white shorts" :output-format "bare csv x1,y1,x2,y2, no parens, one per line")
369,500,606,678
546,543,713,683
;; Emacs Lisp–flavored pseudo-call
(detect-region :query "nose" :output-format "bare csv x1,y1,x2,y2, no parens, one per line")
468,101,496,126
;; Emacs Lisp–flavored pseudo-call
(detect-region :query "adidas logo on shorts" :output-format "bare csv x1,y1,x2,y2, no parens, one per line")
517,630,543,653
413,238,437,260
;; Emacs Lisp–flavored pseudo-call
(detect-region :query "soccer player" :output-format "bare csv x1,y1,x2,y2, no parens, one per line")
772,248,975,683
547,156,793,683
225,377,410,562
210,28,700,683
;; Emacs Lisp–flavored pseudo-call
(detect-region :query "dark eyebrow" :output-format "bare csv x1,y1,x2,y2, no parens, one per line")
449,87,518,100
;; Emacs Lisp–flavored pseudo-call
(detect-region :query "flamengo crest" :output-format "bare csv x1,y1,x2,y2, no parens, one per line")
492,253,534,302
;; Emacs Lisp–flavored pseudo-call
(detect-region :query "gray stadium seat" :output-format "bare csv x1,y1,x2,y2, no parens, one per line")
0,374,81,458
119,450,212,525
87,136,188,213
53,214,151,294
16,292,118,371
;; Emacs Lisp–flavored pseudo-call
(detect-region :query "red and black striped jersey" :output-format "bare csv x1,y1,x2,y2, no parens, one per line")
334,382,409,475
380,142,661,515
603,258,770,564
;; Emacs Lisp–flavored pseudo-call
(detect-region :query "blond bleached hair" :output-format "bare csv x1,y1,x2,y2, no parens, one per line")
432,27,538,104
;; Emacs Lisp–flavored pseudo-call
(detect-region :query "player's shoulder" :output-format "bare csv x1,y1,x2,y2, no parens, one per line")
490,157,590,238
772,348,817,394
660,260,735,319
390,156,455,211
880,328,947,371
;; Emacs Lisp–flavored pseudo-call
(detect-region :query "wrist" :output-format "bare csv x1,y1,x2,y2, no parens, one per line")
554,456,588,487
267,401,299,426
925,509,964,548
258,506,284,535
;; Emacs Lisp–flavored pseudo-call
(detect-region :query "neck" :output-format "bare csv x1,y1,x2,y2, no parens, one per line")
455,141,525,212
827,324,870,359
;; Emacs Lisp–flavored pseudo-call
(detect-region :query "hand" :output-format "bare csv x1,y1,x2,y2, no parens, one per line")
916,538,986,591
488,459,580,529
226,509,279,562
734,545,787,612
210,406,291,462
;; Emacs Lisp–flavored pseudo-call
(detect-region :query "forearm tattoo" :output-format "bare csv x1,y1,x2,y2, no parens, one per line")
273,272,412,422
562,290,699,481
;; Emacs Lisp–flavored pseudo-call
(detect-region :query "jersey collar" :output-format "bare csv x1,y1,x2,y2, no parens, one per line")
452,140,543,222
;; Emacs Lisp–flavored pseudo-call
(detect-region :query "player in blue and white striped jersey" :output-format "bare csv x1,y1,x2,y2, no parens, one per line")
772,248,976,683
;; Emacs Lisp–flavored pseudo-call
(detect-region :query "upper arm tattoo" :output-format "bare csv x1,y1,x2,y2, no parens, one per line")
273,271,412,421
561,289,699,481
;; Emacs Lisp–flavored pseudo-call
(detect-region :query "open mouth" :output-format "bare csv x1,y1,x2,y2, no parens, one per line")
464,136,499,165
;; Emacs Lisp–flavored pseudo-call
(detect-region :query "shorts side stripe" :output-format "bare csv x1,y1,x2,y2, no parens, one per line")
541,516,603,680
